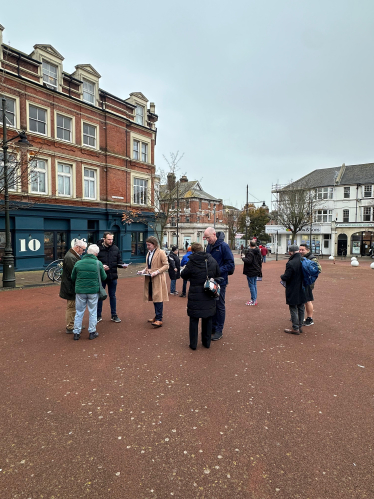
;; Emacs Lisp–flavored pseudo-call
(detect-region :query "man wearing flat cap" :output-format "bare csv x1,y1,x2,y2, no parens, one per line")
280,244,306,335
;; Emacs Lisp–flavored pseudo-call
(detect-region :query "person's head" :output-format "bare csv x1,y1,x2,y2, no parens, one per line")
87,244,100,256
73,239,87,255
103,232,114,247
171,245,178,254
288,244,299,255
146,236,159,252
191,242,203,253
299,243,309,256
249,240,257,248
203,227,217,245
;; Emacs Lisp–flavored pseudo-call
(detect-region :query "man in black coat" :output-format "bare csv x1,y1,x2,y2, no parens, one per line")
96,232,127,323
181,242,220,350
280,244,307,335
59,240,87,333
168,245,181,295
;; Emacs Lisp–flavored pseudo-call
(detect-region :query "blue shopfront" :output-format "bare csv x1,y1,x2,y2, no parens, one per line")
0,203,154,271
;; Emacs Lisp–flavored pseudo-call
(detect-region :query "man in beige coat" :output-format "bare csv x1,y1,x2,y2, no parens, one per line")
138,236,169,327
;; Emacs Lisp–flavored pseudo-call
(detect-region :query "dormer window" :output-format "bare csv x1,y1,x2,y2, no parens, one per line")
83,79,95,104
42,61,58,90
135,105,144,125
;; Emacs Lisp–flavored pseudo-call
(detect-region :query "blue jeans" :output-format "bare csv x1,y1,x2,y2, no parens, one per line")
154,302,163,321
247,276,257,301
170,279,176,293
212,285,226,334
74,293,99,334
97,279,117,317
262,254,266,263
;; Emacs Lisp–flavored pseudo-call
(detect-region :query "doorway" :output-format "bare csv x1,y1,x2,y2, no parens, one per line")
337,234,347,256
44,231,68,263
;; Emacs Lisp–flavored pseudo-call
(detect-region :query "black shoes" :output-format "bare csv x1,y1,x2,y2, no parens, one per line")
74,333,80,340
284,328,303,335
89,332,99,340
111,315,121,323
303,317,314,326
180,294,186,298
212,332,223,341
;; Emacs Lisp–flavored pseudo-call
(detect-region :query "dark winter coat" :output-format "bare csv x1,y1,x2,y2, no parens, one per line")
242,248,262,278
181,252,221,318
280,252,307,306
206,232,235,286
59,248,81,300
96,239,123,280
71,254,107,294
168,251,181,280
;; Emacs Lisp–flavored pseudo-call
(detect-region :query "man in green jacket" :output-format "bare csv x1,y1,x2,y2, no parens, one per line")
71,244,107,341
59,240,87,333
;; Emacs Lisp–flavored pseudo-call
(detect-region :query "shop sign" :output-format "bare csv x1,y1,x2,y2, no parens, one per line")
337,223,374,228
19,238,80,252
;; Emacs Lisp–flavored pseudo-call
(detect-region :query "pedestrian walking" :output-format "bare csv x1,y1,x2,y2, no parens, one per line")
299,243,322,326
59,239,87,333
180,243,220,350
138,236,169,328
180,246,192,297
96,232,128,324
204,227,235,341
260,245,268,263
168,245,181,295
242,240,262,306
71,244,107,341
280,244,307,335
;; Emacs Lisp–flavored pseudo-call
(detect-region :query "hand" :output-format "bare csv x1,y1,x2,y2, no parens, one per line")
151,270,159,278
103,265,109,271
174,268,178,272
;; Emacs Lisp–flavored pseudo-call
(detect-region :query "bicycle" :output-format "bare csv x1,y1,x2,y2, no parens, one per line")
42,259,64,282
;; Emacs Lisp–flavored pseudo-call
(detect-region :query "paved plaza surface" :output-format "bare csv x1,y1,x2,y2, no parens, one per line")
1,257,373,498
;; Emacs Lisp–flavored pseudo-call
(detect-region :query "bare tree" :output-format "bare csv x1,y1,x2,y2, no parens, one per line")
272,186,318,242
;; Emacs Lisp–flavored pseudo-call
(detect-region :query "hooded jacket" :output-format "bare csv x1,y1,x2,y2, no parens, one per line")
206,232,235,286
168,251,181,280
181,252,220,318
242,247,262,277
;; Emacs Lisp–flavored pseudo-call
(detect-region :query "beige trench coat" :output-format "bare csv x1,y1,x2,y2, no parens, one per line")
142,248,169,303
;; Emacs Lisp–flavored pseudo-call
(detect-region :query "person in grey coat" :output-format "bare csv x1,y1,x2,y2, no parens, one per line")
280,244,307,335
59,240,87,333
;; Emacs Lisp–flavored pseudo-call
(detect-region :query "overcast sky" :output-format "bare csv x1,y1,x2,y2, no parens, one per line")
2,1,374,209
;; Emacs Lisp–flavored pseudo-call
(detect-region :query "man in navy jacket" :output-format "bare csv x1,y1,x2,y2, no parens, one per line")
204,228,235,341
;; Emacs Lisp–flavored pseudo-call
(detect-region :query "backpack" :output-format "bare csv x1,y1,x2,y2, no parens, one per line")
301,257,320,287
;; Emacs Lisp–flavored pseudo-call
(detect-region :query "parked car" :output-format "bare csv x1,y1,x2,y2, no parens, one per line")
265,243,272,254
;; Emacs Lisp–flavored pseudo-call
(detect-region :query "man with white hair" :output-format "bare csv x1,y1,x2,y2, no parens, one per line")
59,239,87,333
71,244,107,340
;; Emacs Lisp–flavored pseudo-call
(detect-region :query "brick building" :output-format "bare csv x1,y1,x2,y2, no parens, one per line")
161,174,228,249
0,25,158,270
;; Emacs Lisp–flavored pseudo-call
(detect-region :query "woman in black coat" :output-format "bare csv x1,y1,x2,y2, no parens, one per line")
180,242,220,350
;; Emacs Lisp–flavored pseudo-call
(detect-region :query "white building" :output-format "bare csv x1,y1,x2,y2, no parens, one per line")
266,163,374,256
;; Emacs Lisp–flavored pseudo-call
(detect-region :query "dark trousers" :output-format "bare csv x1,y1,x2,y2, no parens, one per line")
97,279,117,318
212,285,226,334
154,302,163,321
189,317,212,349
289,303,305,330
182,279,187,295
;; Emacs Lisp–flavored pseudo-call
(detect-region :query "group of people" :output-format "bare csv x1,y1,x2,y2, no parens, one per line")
59,232,127,341
281,243,321,335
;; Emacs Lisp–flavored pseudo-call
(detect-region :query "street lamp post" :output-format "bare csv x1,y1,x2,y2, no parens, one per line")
2,96,31,288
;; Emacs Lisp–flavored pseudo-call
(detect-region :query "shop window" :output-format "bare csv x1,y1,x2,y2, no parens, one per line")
44,231,67,263
131,232,145,256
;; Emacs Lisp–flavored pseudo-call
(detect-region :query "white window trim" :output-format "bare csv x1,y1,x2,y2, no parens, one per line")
135,104,145,126
0,93,20,129
82,78,96,105
54,110,75,143
26,100,51,137
82,165,100,200
0,152,20,192
28,155,51,195
131,171,151,207
363,185,373,198
42,59,58,90
130,132,151,164
81,120,99,150
56,160,76,198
